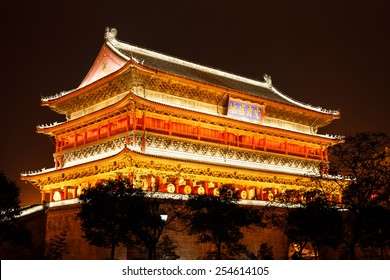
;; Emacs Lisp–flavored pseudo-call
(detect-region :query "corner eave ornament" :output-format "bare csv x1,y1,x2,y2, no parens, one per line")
105,27,118,41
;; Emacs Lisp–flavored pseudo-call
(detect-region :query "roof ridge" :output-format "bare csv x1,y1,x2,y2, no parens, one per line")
104,27,339,116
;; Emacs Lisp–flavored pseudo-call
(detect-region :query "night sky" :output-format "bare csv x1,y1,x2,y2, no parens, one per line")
1,0,389,206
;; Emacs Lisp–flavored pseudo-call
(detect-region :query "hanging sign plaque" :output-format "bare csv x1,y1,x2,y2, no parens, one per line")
227,97,263,124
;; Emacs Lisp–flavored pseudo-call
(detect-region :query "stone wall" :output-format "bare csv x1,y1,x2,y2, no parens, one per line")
6,201,386,260
44,203,289,260
0,208,46,259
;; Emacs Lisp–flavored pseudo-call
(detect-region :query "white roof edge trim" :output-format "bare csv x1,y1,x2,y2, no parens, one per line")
41,88,78,102
271,86,340,115
106,40,131,61
37,121,66,130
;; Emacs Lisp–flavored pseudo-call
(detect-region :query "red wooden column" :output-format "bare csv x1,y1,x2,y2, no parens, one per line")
108,122,111,137
49,189,55,202
63,186,68,200
41,190,46,203
174,178,179,194
73,133,77,148
74,186,78,198
304,145,308,158
259,187,264,200
126,115,130,131
147,175,153,191
141,114,146,152
133,112,137,130
155,176,161,191
203,180,209,195
59,156,63,169
55,139,59,153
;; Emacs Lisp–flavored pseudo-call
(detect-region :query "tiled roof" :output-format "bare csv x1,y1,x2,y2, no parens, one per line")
105,27,338,116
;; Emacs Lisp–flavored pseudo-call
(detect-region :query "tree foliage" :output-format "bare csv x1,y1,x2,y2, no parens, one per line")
78,178,145,259
78,178,182,260
156,235,180,260
185,186,264,259
0,171,21,223
271,189,342,259
0,170,31,247
129,195,183,259
247,242,274,260
45,231,69,260
328,132,390,259
288,190,341,259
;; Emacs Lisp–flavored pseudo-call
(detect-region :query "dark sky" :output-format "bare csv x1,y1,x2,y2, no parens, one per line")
1,0,389,206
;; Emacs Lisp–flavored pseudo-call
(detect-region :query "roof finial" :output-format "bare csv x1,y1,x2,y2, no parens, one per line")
105,27,118,41
263,74,272,88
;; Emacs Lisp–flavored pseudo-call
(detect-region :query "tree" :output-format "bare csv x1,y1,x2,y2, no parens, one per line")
287,190,341,259
271,189,342,259
247,242,274,260
45,231,69,260
0,170,31,247
156,235,180,260
185,186,264,259
78,178,145,259
130,194,184,260
327,132,390,259
359,205,390,259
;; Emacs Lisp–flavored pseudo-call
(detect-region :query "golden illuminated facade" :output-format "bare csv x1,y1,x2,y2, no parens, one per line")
22,28,341,204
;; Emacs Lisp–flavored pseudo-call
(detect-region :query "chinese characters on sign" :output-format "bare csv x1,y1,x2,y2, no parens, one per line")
227,97,263,124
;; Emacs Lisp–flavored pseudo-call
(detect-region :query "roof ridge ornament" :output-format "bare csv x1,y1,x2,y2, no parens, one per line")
263,74,272,89
105,27,118,41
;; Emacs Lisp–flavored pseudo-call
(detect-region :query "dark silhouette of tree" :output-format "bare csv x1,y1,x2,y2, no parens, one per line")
156,235,180,260
288,190,341,259
0,170,31,247
130,194,184,260
78,179,183,260
78,178,145,259
359,206,390,259
45,231,69,260
248,242,274,260
327,132,390,259
271,189,342,259
185,186,264,259
257,243,274,260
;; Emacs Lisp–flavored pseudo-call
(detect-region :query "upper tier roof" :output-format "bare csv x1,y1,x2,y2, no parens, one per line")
42,27,339,117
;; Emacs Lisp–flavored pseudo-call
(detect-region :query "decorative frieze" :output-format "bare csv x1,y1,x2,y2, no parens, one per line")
62,137,127,165
145,134,320,174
